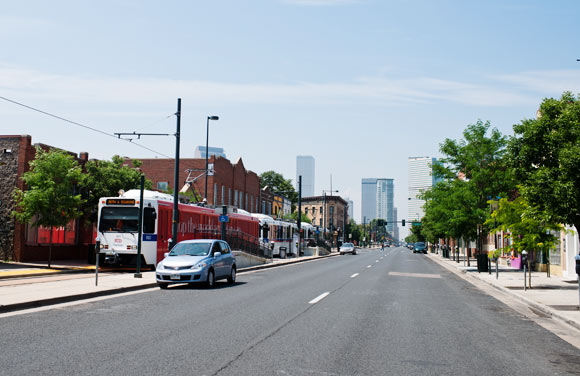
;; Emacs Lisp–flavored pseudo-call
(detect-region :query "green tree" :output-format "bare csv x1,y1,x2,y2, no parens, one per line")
12,148,84,267
487,195,562,256
260,171,297,204
345,219,362,243
81,156,152,222
487,194,563,283
434,120,515,257
510,92,580,231
283,212,312,224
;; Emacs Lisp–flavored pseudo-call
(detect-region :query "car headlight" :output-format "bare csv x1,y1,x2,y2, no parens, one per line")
191,262,207,271
156,263,164,271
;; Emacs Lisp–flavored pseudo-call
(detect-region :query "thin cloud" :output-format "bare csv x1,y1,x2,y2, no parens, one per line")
0,65,571,110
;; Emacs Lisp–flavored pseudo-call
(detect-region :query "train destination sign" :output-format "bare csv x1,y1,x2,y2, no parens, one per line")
106,198,136,205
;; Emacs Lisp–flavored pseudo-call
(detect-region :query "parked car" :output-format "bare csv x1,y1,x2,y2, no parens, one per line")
339,242,357,255
156,239,236,289
413,241,427,254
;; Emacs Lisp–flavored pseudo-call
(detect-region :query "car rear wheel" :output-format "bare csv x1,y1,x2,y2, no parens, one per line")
227,266,236,284
206,269,215,288
158,282,168,289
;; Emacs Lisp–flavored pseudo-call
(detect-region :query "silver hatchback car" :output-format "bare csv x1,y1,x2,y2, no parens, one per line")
339,242,357,255
156,239,236,289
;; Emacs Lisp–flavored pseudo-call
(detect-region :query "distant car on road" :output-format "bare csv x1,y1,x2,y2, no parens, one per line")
413,241,427,254
339,242,357,255
156,239,236,289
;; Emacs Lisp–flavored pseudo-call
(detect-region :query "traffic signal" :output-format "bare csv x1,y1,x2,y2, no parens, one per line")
402,219,405,226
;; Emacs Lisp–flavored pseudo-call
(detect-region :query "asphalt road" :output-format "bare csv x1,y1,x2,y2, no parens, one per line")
1,247,580,375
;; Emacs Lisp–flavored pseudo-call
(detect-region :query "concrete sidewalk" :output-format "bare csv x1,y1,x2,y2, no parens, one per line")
0,253,340,314
428,252,580,331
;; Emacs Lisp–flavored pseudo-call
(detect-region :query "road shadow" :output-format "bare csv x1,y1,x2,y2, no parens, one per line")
163,281,248,290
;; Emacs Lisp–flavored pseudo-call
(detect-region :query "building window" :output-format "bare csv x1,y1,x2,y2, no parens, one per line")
320,206,323,214
246,193,249,210
157,182,168,191
221,186,225,205
305,207,309,215
228,188,232,205
312,207,316,215
213,183,218,205
319,218,323,226
330,206,334,216
250,195,253,213
234,190,238,206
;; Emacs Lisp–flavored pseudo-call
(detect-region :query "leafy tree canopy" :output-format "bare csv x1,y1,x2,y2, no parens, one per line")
486,194,563,257
510,92,580,230
81,155,152,222
13,147,83,228
260,170,297,204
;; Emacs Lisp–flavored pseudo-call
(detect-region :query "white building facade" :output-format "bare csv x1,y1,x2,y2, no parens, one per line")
408,156,438,221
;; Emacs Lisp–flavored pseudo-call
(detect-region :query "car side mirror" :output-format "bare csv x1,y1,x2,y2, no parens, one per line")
164,252,169,258
214,252,222,258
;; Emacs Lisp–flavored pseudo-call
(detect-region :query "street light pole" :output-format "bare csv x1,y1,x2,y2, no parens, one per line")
170,98,181,251
204,115,219,200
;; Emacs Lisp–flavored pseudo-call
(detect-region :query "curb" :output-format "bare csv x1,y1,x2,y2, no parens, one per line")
0,253,341,314
0,283,159,314
427,253,580,332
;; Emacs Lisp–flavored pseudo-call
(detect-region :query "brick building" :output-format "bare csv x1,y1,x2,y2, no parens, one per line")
0,135,93,262
300,195,349,232
128,156,261,213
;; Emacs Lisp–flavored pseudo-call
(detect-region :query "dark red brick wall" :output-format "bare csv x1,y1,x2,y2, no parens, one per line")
131,156,262,211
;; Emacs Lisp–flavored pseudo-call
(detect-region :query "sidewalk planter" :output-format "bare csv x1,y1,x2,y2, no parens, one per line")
511,255,522,270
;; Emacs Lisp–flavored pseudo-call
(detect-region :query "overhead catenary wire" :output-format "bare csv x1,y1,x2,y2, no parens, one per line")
0,95,174,158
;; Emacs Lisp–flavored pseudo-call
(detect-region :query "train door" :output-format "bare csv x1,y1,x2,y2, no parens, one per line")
156,207,171,264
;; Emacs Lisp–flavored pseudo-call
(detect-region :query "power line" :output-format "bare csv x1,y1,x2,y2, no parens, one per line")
0,95,173,158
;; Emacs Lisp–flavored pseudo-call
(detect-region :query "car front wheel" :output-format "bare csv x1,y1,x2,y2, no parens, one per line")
206,269,215,288
158,282,168,289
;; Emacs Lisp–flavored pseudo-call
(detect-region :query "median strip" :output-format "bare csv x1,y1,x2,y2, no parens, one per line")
309,292,330,304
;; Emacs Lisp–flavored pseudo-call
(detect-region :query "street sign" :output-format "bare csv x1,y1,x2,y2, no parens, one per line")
412,221,421,227
219,215,229,223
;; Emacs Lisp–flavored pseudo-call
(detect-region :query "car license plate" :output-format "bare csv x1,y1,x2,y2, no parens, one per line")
170,273,180,280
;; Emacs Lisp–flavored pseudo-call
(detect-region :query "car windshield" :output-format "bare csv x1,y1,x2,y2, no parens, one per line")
342,243,354,247
169,242,211,256
415,242,425,247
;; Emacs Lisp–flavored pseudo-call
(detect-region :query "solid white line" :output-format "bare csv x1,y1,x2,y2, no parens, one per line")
309,292,330,304
350,273,359,278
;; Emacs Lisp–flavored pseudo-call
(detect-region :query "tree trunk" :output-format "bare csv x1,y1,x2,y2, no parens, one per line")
48,226,53,269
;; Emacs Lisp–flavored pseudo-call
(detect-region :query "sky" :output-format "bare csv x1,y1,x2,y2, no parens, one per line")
2,0,580,239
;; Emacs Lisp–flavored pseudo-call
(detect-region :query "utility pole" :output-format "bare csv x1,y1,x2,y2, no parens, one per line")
171,98,181,250
298,176,302,256
114,98,181,251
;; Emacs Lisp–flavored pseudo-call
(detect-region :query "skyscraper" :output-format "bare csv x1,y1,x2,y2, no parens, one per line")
296,156,315,197
408,156,438,221
361,178,378,223
361,178,395,235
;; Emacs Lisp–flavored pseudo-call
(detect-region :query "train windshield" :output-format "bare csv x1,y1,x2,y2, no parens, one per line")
99,207,139,232
169,242,211,256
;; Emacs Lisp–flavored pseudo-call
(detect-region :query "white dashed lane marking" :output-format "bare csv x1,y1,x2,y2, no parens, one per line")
309,292,330,304
350,273,359,278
